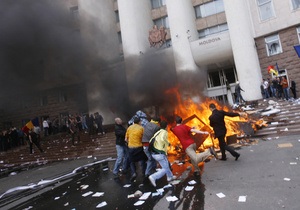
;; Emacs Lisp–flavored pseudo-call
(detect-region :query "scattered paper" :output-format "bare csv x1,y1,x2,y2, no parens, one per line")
185,186,194,191
216,192,226,198
92,192,104,197
134,201,145,206
139,192,151,200
188,180,196,185
82,191,93,197
284,128,288,131
271,122,279,125
123,184,131,188
166,196,178,202
96,201,107,208
127,194,135,198
102,168,108,171
54,197,60,200
87,155,93,158
238,196,247,202
170,180,181,185
64,202,69,206
284,178,291,181
290,162,297,165
157,188,164,194
163,184,172,189
152,192,160,197
277,143,293,148
81,185,89,190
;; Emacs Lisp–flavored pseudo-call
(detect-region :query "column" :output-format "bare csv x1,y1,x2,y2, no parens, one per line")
223,0,262,101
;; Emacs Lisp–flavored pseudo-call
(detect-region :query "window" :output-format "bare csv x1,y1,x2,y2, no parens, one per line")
198,23,228,38
257,0,275,21
297,26,300,43
115,11,119,23
292,0,300,10
153,16,169,28
194,0,224,18
151,0,166,9
59,91,67,103
265,34,282,56
70,6,79,21
117,32,122,44
40,96,48,106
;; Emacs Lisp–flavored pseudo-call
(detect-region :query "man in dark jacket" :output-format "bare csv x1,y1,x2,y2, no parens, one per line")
112,117,129,177
209,103,243,161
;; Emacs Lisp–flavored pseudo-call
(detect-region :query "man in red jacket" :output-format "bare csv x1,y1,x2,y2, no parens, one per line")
172,116,217,177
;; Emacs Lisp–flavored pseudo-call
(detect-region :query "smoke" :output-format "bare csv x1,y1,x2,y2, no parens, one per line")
0,0,86,96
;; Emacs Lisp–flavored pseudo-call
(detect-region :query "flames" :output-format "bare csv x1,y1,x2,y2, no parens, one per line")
165,87,247,154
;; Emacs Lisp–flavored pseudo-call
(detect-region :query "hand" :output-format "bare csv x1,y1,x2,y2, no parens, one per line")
239,112,247,118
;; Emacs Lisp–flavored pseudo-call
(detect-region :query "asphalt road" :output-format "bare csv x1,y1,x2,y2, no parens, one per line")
0,134,299,210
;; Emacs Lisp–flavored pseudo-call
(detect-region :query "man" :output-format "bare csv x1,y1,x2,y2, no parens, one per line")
112,117,129,177
28,128,44,154
171,116,217,177
42,119,49,137
280,76,289,100
142,117,161,180
209,103,243,161
69,118,80,146
235,81,246,104
148,121,176,187
125,117,147,181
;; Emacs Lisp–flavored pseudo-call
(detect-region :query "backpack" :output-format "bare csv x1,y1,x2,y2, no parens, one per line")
148,129,162,153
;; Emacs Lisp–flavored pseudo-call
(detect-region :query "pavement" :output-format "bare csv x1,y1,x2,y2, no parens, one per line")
0,133,299,209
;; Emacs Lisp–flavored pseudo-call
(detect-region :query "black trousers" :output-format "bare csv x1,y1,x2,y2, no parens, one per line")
217,135,239,159
30,139,43,154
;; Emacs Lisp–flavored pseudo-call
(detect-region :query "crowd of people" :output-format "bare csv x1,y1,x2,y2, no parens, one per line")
261,76,297,100
112,105,244,188
0,112,105,153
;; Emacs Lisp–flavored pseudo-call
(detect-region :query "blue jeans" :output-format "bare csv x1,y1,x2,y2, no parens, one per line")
144,146,157,176
151,153,173,181
283,88,289,100
113,145,129,174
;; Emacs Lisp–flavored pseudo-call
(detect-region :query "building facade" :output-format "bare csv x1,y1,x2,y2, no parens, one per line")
1,0,300,129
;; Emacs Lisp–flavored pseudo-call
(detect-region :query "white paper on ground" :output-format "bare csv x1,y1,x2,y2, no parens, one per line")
188,180,197,185
134,201,145,206
96,201,107,208
216,192,226,198
290,162,297,165
238,196,247,202
284,178,291,181
185,186,194,191
166,196,178,202
82,191,93,197
92,192,104,197
81,185,89,190
139,192,151,200
123,184,131,188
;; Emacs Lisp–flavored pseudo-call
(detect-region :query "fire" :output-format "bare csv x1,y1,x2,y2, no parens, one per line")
165,87,247,154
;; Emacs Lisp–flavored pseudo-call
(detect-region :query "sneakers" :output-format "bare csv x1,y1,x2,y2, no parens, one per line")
209,147,218,159
148,175,156,187
167,175,177,182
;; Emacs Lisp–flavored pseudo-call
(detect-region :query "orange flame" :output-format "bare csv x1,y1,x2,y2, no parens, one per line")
165,87,246,154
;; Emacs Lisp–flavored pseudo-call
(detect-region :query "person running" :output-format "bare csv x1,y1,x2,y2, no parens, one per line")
148,121,175,187
171,116,217,177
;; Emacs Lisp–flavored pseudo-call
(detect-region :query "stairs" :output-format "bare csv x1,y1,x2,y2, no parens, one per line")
248,98,300,137
0,131,117,177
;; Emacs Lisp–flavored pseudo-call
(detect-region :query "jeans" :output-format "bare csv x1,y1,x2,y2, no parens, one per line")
185,143,211,172
283,88,290,100
144,146,157,176
113,145,129,174
151,153,173,181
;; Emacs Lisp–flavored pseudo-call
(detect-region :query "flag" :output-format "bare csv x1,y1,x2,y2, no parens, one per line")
267,65,278,76
22,118,37,134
